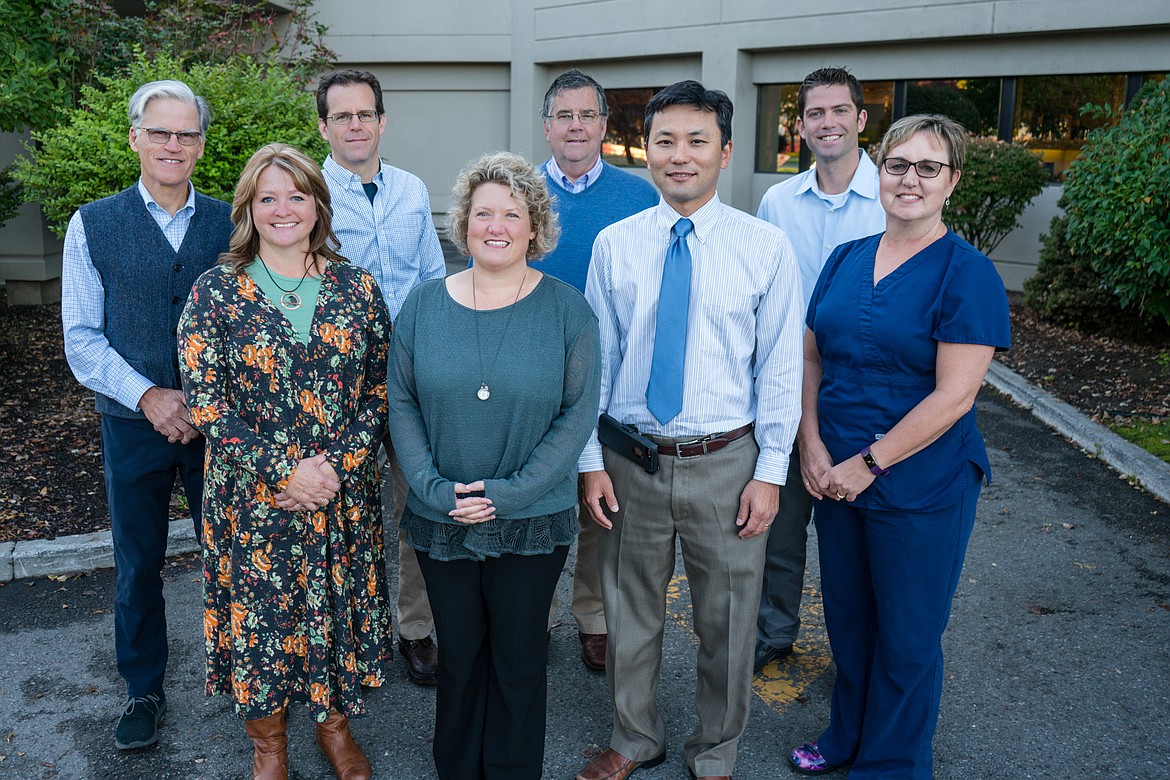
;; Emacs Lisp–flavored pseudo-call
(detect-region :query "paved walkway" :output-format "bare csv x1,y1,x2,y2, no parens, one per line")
1,387,1168,778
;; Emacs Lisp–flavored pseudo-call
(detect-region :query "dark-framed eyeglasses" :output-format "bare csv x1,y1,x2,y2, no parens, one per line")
881,157,952,178
326,110,381,125
548,110,603,125
138,127,203,146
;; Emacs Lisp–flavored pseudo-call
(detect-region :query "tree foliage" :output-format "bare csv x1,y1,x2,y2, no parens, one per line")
0,0,78,133
1061,80,1170,324
12,52,329,236
947,137,1048,256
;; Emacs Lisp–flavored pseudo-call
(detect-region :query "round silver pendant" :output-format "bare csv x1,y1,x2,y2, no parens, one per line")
477,384,490,401
279,292,302,311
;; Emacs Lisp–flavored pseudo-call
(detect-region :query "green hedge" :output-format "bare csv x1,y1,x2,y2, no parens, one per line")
13,52,328,236
947,137,1048,256
1061,80,1170,325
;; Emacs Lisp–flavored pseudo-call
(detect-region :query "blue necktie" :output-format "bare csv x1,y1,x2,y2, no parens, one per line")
647,218,693,425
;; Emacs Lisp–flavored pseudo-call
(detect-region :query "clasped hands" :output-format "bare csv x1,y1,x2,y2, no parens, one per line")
275,454,340,512
800,440,875,503
139,387,200,444
451,480,495,524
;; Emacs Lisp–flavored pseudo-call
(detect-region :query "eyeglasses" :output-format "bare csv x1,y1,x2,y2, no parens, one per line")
138,127,203,146
882,157,952,178
548,110,603,125
325,110,380,125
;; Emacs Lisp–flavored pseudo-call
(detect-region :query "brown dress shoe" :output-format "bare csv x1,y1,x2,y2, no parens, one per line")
579,632,607,672
244,709,288,780
576,747,666,780
399,636,438,686
316,710,372,780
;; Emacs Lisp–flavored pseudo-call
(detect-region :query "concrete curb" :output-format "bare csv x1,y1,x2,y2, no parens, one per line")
985,360,1170,504
0,518,198,583
2,362,1166,583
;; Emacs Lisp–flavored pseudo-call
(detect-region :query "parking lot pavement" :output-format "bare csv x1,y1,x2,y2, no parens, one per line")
1,387,1167,778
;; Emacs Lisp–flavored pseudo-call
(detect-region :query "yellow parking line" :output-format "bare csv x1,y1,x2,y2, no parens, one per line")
664,575,832,710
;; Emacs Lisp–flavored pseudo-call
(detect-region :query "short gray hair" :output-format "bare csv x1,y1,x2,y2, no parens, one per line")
446,151,560,261
541,69,608,119
128,80,212,134
876,114,968,172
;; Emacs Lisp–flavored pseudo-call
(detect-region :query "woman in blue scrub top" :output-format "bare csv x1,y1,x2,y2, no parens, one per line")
787,115,1011,779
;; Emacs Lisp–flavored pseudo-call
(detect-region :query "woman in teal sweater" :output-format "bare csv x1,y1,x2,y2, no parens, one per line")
388,151,601,780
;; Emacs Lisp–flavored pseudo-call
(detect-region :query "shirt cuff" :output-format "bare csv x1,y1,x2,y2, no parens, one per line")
122,376,157,414
577,436,604,473
752,450,788,486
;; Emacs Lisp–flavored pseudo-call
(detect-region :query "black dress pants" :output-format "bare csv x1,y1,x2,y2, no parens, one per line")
417,545,568,780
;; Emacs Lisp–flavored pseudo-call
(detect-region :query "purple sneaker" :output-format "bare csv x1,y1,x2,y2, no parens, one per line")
789,742,838,775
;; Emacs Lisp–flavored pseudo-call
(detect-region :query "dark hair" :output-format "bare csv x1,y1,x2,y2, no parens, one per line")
542,68,608,118
316,70,385,119
222,144,346,274
797,67,864,116
643,81,733,147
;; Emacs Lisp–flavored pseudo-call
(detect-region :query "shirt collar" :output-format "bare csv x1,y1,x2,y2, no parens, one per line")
654,193,722,243
545,156,604,190
137,179,195,216
796,149,880,203
323,154,385,189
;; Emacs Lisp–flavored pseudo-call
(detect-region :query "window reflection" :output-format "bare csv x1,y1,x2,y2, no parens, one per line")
1014,74,1126,181
602,88,662,168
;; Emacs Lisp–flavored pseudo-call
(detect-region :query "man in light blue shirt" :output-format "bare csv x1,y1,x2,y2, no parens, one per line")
316,70,446,686
754,67,887,675
61,79,233,751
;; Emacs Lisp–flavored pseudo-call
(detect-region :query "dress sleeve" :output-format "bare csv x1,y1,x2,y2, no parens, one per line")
387,290,460,514
934,250,1012,350
325,274,392,480
482,305,601,515
178,271,299,490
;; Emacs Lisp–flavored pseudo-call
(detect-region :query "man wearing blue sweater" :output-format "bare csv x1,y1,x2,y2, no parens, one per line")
538,69,658,671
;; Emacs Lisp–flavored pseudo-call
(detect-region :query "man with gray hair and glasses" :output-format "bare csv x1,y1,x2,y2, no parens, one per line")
537,68,657,671
61,79,232,750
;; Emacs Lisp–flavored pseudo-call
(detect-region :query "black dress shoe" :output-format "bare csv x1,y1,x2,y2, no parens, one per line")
399,636,438,686
753,639,793,674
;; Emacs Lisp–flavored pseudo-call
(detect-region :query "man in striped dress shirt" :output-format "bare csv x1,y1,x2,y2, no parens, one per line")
316,69,447,686
575,81,804,780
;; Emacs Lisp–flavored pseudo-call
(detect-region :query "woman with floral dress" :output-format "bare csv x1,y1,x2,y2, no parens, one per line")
178,143,391,780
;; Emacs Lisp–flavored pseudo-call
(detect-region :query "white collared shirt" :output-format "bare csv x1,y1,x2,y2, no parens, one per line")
545,156,605,194
579,195,805,485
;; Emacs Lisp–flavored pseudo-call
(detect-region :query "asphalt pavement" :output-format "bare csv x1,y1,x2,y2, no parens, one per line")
1,386,1168,779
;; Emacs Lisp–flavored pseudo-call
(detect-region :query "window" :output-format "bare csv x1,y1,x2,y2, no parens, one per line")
602,88,662,168
755,80,894,173
906,78,1000,136
1013,74,1127,181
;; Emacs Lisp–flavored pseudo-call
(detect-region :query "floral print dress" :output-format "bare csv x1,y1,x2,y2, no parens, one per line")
177,261,393,722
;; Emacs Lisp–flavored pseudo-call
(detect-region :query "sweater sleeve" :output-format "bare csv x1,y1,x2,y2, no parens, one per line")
481,304,602,515
387,289,460,515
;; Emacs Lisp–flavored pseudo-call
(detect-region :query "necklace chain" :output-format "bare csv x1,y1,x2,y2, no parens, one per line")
471,268,528,401
258,255,314,311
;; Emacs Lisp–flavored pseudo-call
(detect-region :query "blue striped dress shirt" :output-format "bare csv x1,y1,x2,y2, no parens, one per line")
578,195,805,485
323,155,445,321
61,181,195,412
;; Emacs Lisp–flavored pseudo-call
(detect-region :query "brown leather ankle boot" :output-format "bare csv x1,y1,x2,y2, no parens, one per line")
316,710,372,780
244,709,288,780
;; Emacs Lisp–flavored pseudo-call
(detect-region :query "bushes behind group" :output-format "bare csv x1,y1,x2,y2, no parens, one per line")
1052,80,1170,330
13,52,329,237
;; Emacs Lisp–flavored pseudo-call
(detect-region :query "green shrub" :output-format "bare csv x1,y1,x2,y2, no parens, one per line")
13,52,329,237
0,0,77,133
0,166,22,231
947,137,1048,256
1061,80,1170,324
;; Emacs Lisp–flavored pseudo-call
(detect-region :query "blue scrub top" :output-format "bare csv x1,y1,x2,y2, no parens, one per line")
807,230,1011,512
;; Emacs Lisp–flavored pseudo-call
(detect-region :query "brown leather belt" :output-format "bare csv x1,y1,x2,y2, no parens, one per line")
652,423,754,458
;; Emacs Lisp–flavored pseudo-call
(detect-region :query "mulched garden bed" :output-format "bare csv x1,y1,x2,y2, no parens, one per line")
1,288,1166,542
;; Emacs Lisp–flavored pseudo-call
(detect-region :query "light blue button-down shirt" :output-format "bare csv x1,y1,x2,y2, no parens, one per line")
545,156,605,194
579,195,805,485
757,151,886,308
61,181,195,412
322,155,445,321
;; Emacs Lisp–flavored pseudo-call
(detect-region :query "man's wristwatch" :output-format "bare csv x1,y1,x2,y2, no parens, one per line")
860,445,889,477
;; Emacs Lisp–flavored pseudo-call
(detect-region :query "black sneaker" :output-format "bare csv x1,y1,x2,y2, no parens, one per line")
115,690,166,749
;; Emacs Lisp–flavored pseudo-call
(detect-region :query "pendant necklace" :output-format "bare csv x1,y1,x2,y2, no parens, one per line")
258,255,314,311
471,268,528,401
